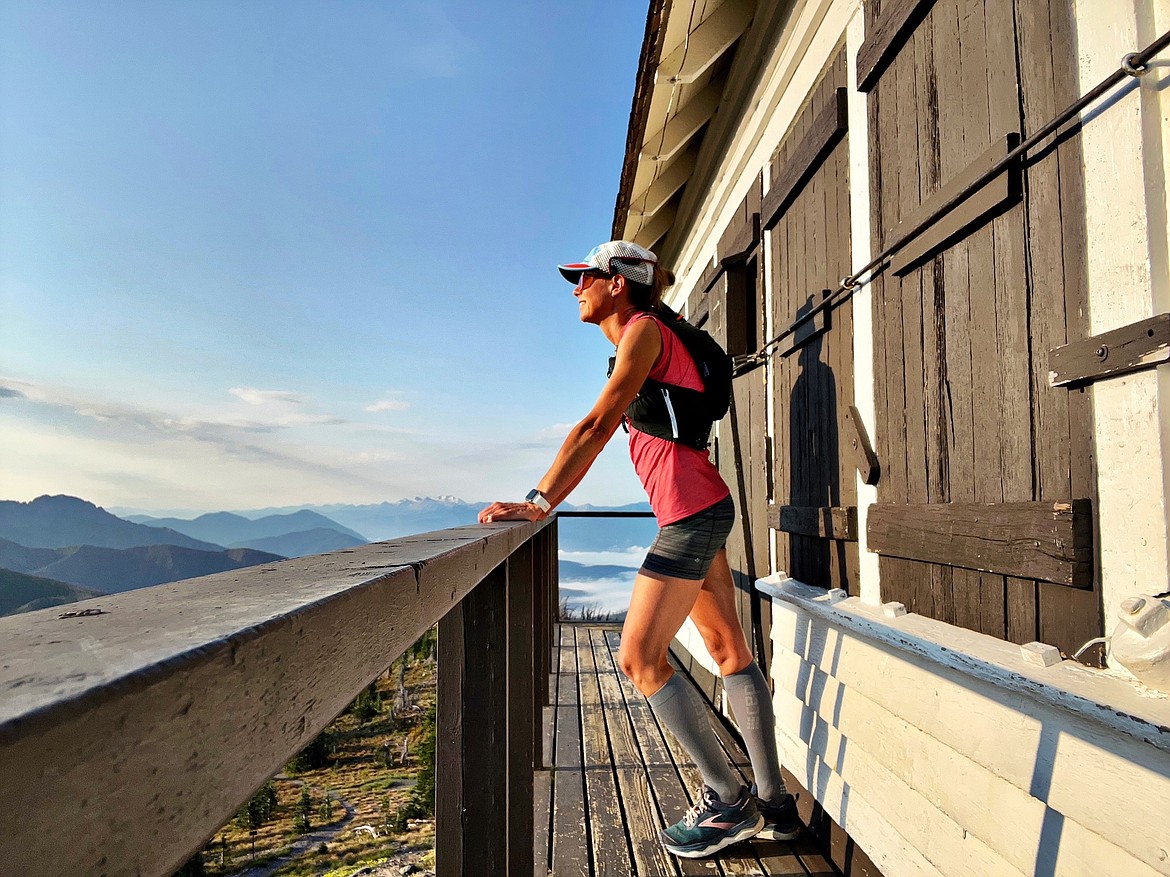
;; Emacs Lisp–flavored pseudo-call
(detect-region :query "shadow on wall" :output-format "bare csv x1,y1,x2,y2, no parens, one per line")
789,296,846,588
778,601,1164,877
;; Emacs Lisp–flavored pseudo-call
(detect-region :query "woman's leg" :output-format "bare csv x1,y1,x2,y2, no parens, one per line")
617,570,741,801
689,550,788,804
617,570,701,697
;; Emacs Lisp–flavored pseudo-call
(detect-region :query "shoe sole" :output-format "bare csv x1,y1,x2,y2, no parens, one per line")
662,815,765,858
755,824,801,841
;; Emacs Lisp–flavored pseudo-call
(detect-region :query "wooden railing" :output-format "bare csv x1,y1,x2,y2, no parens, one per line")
0,518,558,877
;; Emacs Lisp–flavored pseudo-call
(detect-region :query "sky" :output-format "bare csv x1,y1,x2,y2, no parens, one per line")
0,0,652,513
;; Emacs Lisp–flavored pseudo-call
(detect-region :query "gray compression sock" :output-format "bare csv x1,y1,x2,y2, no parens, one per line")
723,662,788,803
647,673,740,802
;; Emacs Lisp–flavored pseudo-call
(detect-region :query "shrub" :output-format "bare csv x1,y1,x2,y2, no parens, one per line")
350,680,382,723
292,786,313,834
286,730,334,774
388,702,435,832
234,780,279,831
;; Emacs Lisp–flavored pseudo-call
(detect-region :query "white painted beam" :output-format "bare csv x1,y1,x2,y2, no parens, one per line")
772,646,1168,877
656,0,754,85
845,6,882,605
632,204,676,250
640,81,723,163
631,149,698,216
773,721,949,877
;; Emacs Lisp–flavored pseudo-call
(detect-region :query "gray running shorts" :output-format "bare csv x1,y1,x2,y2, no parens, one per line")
641,495,735,581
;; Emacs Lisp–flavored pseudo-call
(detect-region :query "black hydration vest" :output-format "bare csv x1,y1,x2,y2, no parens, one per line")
608,306,732,450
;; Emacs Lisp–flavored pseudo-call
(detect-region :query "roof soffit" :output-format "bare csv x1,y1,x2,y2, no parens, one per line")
613,0,758,244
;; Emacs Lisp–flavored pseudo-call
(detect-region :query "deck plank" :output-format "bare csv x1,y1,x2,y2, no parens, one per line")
600,629,717,877
540,626,841,877
578,626,637,876
534,768,553,877
593,627,681,877
551,625,591,876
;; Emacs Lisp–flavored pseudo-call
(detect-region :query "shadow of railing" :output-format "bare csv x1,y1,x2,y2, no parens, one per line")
0,518,559,877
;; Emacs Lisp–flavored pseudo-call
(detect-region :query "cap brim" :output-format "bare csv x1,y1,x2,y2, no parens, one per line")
558,263,590,283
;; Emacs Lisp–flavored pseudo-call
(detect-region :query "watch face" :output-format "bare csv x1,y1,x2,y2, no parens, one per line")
525,490,539,503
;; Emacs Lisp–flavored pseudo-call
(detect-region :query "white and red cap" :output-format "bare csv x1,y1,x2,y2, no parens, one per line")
558,240,658,286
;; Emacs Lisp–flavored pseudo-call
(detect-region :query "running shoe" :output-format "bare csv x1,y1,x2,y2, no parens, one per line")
750,783,802,841
659,785,764,858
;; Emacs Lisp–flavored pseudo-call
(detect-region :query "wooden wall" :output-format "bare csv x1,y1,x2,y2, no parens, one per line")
709,180,772,670
697,47,858,677
864,0,1101,655
767,48,858,596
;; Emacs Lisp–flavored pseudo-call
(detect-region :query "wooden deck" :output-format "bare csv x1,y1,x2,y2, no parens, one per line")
537,623,837,877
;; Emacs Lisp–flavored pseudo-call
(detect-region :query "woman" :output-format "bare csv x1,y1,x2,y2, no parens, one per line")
478,240,799,859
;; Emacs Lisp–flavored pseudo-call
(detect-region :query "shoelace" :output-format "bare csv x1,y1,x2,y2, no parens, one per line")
681,787,720,828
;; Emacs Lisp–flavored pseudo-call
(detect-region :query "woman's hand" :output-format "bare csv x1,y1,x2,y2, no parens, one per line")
478,501,545,523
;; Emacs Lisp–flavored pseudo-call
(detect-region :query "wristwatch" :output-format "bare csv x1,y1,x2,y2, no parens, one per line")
525,489,552,513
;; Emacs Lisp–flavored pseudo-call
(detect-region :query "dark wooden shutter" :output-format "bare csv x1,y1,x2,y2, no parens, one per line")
865,0,1101,655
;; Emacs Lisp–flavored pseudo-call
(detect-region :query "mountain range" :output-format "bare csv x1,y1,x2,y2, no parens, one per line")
0,495,221,551
0,567,104,616
0,496,359,617
126,509,367,547
0,538,282,594
226,497,658,550
2,493,652,618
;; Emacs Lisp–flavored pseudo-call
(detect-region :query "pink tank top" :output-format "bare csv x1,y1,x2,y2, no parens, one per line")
622,312,731,525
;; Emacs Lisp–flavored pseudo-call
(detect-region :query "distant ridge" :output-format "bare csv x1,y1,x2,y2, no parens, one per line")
5,543,284,594
236,497,655,545
244,497,485,542
0,567,104,617
0,495,222,551
231,528,365,558
133,509,367,548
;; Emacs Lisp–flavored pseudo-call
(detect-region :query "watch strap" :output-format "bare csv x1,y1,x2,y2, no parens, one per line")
525,489,552,513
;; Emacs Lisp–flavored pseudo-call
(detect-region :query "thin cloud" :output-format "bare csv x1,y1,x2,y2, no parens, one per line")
3,380,380,495
537,423,574,441
365,396,410,413
229,387,306,406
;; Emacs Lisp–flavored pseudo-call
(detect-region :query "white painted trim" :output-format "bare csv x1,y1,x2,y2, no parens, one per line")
763,576,1170,875
757,574,1170,750
844,5,881,606
769,652,1170,876
1073,0,1170,651
773,721,950,877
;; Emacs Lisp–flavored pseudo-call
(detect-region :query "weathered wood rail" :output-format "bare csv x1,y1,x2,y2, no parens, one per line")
0,519,558,877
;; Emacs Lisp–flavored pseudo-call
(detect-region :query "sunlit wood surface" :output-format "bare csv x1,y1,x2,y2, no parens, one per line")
538,623,837,877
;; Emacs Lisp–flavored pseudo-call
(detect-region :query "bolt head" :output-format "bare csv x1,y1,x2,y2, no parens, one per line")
1122,597,1146,615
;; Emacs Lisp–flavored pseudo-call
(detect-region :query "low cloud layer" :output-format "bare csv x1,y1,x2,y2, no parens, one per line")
229,387,307,406
0,375,645,510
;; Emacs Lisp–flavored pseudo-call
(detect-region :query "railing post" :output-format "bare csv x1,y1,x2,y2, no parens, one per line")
436,562,508,877
548,516,559,672
506,539,535,876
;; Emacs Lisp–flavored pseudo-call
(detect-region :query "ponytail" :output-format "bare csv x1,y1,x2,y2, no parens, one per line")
628,262,675,311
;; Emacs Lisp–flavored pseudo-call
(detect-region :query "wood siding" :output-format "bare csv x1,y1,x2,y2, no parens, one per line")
768,48,859,597
866,0,1101,654
709,209,774,670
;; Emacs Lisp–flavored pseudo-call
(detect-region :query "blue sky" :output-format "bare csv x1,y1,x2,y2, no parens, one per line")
0,1,651,511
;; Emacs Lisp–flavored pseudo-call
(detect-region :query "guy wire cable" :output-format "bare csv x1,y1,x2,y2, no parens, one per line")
739,27,1170,376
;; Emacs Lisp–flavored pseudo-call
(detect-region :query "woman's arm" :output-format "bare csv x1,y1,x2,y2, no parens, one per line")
478,318,662,523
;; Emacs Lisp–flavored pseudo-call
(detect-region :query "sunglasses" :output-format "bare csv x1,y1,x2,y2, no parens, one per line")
575,271,611,291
